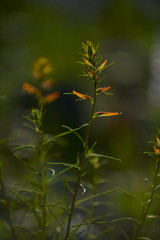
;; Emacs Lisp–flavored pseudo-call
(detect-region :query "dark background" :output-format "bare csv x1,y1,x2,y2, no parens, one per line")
1,0,160,238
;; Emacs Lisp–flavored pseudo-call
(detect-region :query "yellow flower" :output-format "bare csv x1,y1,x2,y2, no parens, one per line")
96,59,107,73
156,136,160,147
32,57,52,79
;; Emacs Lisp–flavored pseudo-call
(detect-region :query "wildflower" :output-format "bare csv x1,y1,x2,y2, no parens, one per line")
96,59,107,73
94,111,120,118
153,145,160,156
32,57,52,79
82,57,93,68
72,90,93,103
23,58,60,106
156,136,160,147
23,83,40,95
96,86,111,94
41,91,60,104
41,79,54,89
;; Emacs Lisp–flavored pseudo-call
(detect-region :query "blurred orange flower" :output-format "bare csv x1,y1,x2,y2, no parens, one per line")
23,83,39,95
154,145,160,155
42,91,60,104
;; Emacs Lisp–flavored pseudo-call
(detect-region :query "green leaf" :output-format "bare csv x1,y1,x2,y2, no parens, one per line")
118,187,142,204
46,166,74,184
62,125,85,146
88,141,97,154
47,162,78,168
75,188,118,205
13,145,37,151
14,154,38,173
49,123,88,141
11,189,32,208
111,217,139,224
87,153,122,162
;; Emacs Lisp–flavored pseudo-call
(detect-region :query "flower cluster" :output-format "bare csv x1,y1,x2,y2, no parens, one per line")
23,58,60,106
72,41,120,118
153,135,160,156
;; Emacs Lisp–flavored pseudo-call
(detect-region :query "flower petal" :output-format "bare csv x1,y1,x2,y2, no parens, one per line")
23,83,39,95
156,136,160,147
82,57,93,68
154,145,160,155
72,90,93,102
41,79,54,89
96,59,107,73
42,91,60,103
94,111,120,118
96,86,111,93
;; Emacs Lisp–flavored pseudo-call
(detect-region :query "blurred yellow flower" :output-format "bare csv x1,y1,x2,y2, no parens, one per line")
32,57,52,79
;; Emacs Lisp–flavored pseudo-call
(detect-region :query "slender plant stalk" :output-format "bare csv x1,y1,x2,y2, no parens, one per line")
38,107,47,240
64,41,119,240
134,157,160,240
0,168,17,240
64,81,97,240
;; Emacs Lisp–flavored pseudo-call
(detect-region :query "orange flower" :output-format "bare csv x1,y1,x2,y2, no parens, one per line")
82,57,93,68
86,68,94,78
42,91,60,103
94,111,120,117
41,79,54,89
23,83,39,95
72,90,93,102
96,86,111,93
154,145,160,155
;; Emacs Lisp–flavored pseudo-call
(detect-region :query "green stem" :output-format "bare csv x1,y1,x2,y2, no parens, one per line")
40,131,47,240
36,105,47,240
0,168,17,240
64,80,97,240
134,158,160,240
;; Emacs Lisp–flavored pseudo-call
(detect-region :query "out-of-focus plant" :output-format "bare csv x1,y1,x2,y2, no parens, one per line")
22,57,60,240
134,132,160,240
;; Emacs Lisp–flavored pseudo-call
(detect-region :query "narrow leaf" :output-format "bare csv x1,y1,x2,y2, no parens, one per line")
87,153,122,161
75,188,118,205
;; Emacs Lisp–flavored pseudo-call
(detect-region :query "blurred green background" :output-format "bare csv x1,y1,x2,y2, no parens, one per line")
1,0,160,238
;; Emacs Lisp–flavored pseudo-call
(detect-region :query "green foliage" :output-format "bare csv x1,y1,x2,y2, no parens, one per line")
0,41,160,240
